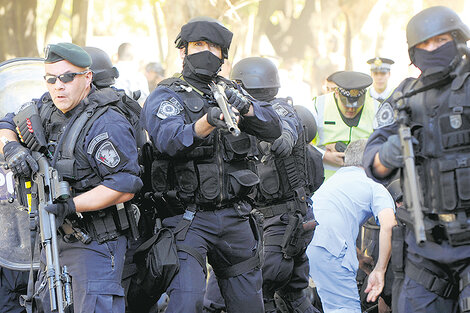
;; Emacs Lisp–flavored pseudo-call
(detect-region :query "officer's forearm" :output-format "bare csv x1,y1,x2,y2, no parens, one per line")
195,114,216,138
372,152,393,178
375,208,397,272
73,185,134,213
0,129,19,151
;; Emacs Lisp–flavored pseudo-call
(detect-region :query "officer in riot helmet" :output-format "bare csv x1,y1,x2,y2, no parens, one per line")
140,17,282,312
363,6,470,313
83,46,119,88
204,56,323,313
0,43,142,312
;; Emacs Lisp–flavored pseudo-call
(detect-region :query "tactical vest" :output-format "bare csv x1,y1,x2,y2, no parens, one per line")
38,87,140,194
313,92,376,178
151,77,260,213
256,98,323,208
402,74,470,245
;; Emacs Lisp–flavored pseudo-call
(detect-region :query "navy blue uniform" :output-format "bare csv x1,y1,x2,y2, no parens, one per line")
0,86,142,313
363,75,470,313
204,98,318,313
141,75,281,313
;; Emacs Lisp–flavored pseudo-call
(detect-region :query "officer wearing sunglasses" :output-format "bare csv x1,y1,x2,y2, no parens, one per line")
0,42,142,313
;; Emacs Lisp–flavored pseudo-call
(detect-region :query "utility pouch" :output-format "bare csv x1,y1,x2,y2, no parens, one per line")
391,224,406,279
129,219,180,311
281,212,304,258
13,102,48,153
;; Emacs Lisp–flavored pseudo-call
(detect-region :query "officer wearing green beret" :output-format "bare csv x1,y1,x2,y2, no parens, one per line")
0,42,142,313
311,71,375,179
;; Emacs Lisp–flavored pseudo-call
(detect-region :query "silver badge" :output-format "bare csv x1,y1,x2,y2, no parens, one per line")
450,114,462,129
373,102,395,129
95,141,120,168
156,97,184,119
273,104,289,117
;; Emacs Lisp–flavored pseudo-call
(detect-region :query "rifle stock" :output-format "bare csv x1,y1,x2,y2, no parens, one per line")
395,92,426,245
209,82,241,137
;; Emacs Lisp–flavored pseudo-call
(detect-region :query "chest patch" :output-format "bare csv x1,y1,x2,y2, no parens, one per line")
156,97,184,119
95,140,120,168
273,104,289,117
373,102,395,129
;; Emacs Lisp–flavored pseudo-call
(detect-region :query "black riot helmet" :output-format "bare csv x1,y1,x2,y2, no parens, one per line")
83,46,119,88
406,6,470,51
175,16,233,59
230,57,281,89
294,105,317,143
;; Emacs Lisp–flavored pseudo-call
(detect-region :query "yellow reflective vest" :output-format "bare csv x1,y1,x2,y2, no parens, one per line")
312,92,376,179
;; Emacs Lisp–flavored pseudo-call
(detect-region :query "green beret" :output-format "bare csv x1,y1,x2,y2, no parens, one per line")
44,42,92,68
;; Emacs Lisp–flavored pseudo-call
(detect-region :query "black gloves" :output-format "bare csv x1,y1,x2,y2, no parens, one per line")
378,134,403,169
224,88,251,115
207,107,226,128
271,131,294,158
44,198,76,228
3,141,39,177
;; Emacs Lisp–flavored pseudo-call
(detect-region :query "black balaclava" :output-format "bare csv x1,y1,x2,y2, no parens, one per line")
411,40,459,72
182,50,223,92
245,87,278,102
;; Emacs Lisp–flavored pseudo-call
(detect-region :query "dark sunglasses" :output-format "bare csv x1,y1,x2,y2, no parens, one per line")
43,70,89,84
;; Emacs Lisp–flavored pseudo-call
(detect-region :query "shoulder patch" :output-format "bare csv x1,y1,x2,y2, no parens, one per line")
273,104,289,117
156,97,184,119
87,132,109,154
95,140,120,168
373,102,396,129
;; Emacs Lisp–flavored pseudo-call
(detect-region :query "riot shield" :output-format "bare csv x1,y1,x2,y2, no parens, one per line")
0,57,46,270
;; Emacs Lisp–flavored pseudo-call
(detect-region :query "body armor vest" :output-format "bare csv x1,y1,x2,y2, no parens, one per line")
256,98,316,207
38,87,130,194
401,72,470,245
151,77,259,214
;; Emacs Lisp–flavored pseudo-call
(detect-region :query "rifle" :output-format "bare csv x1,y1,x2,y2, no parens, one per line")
394,91,426,245
209,82,241,137
32,152,73,312
13,103,73,312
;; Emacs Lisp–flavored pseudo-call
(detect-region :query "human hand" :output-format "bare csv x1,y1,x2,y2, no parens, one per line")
365,269,385,302
324,143,345,166
206,107,226,128
3,141,39,177
378,135,403,169
44,198,76,229
224,87,251,115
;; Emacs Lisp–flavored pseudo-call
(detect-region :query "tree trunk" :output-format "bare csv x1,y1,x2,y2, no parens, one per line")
44,0,64,46
0,0,39,62
71,0,89,46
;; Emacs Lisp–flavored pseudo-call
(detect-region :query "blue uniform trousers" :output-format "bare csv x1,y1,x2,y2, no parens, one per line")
37,235,127,313
204,206,316,313
397,231,470,313
163,206,264,313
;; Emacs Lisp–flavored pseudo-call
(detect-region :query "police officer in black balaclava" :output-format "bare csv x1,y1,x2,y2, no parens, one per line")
363,6,470,313
141,17,282,313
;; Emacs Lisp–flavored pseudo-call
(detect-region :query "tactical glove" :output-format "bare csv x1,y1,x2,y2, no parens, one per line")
378,134,403,169
3,141,39,177
207,107,226,128
271,131,294,158
224,88,251,115
44,198,76,229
